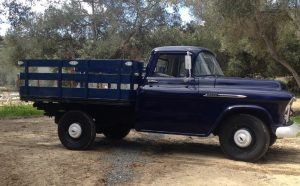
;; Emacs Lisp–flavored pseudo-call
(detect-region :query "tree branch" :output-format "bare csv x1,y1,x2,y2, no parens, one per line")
254,12,300,89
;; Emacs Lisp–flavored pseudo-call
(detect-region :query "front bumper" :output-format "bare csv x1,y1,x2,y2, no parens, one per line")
275,123,300,138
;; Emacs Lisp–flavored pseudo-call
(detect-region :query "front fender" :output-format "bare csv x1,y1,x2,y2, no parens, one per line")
210,105,274,135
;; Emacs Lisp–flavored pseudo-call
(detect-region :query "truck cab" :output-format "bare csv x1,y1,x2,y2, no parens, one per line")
135,46,223,135
19,46,299,162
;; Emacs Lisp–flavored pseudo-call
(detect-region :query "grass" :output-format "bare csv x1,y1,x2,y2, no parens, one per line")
292,115,300,137
0,104,44,119
294,115,300,124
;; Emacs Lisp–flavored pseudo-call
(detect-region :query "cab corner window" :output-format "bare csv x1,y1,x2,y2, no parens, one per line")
153,54,186,78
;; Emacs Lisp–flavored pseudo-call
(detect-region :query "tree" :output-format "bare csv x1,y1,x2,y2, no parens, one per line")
3,0,183,62
0,36,17,86
187,0,300,89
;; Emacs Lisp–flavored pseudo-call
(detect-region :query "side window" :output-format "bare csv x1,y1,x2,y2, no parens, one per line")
194,52,224,76
153,54,186,77
155,57,171,77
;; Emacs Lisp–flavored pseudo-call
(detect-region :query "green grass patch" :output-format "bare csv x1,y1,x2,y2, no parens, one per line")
293,115,300,124
293,116,300,137
0,105,44,119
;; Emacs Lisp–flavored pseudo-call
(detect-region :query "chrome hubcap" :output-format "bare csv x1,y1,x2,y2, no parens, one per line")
234,129,252,148
68,123,82,139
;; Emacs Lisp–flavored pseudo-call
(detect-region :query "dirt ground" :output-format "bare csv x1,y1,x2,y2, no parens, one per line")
0,117,300,186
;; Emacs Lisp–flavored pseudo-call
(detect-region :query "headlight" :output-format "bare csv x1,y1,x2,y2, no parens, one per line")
284,97,296,124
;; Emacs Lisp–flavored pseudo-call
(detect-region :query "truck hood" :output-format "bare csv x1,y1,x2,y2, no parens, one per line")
214,77,283,91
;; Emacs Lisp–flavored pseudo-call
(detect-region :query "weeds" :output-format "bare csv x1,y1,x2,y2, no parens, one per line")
0,104,43,119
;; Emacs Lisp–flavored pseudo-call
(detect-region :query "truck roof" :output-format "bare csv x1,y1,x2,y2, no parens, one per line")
152,46,215,55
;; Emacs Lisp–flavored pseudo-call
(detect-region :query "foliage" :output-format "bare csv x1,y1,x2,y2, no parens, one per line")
0,0,299,93
0,104,44,119
294,115,300,124
186,0,300,90
1,0,184,61
0,36,17,86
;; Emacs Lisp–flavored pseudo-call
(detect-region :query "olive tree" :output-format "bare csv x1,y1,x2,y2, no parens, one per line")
187,0,300,89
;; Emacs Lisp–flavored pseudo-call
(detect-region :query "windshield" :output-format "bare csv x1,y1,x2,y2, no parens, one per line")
194,52,224,76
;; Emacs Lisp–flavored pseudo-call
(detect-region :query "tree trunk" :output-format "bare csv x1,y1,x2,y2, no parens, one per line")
254,14,300,89
262,35,300,89
90,0,97,41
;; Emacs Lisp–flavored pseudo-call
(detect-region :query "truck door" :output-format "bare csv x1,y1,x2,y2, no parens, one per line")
135,53,205,135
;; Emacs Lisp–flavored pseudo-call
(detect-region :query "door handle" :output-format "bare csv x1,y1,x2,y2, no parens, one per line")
184,77,195,83
148,79,159,83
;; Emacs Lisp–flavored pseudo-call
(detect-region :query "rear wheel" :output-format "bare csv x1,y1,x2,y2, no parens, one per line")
58,111,96,150
219,114,270,162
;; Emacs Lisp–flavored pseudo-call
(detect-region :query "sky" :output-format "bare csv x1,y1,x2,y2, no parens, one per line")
0,0,193,36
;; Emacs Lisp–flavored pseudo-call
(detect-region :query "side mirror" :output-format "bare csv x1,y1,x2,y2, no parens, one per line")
185,54,192,70
185,52,192,78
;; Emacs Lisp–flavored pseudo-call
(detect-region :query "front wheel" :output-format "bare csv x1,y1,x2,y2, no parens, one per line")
219,114,270,162
58,111,96,150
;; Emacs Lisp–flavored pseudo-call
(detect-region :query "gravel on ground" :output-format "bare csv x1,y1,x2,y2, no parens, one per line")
0,117,300,186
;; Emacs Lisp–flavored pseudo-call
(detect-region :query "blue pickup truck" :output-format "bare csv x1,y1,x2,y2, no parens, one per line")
19,46,299,162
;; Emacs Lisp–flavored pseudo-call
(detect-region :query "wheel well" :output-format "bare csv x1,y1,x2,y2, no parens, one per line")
213,109,272,135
